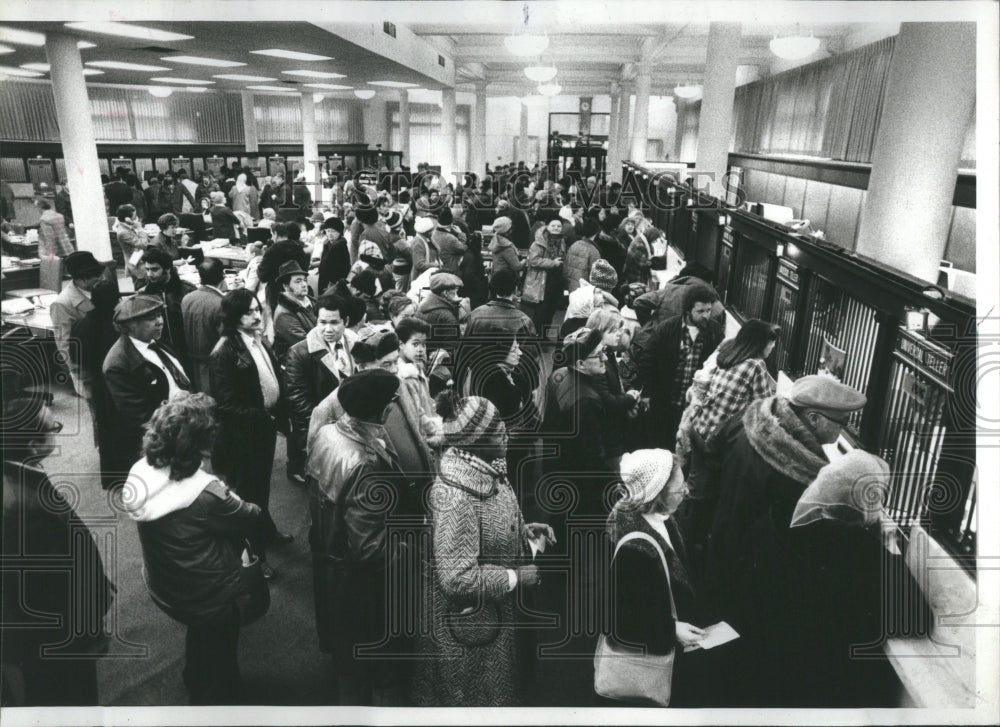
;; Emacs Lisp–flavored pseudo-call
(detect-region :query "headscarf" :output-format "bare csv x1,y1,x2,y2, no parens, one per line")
235,173,248,193
790,449,890,529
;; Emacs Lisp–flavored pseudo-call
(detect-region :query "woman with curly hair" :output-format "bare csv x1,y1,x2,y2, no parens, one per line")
123,392,260,705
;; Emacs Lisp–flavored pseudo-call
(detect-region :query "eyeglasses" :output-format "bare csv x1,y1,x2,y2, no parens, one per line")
814,410,850,426
44,420,64,434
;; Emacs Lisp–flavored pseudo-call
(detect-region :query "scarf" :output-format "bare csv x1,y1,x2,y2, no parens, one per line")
742,396,828,486
438,447,507,498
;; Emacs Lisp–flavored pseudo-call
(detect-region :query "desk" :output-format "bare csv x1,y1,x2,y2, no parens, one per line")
1,307,55,337
204,245,251,268
1,258,42,291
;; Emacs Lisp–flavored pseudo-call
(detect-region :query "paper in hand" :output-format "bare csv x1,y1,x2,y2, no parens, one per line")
683,621,740,652
528,535,547,559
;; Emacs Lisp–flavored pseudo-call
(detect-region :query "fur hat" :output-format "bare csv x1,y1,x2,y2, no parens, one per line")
337,369,399,420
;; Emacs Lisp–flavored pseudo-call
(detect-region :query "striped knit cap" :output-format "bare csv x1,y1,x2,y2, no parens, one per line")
441,395,506,448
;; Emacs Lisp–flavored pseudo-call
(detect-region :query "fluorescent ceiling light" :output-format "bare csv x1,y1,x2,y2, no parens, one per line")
504,34,548,57
537,83,561,96
524,65,557,83
313,93,324,102
77,41,97,49
769,34,821,60
354,89,376,100
0,65,44,77
0,44,14,54
87,60,172,72
65,22,194,42
304,83,352,90
83,69,104,75
246,85,298,92
282,70,346,79
147,86,173,98
162,55,245,68
0,27,45,46
251,49,333,62
367,81,418,88
213,74,276,82
20,63,51,72
185,87,209,93
673,83,701,99
150,77,215,85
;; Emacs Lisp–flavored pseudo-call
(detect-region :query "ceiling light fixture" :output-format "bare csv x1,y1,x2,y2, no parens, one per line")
354,89,376,100
0,65,44,77
251,49,333,62
20,63,51,72
246,85,299,92
0,44,14,54
313,93,324,102
304,83,352,90
673,83,701,99
77,41,97,49
769,32,821,60
65,22,194,42
282,70,347,79
82,69,104,76
536,83,561,96
524,65,557,83
185,86,209,93
150,77,214,85
147,86,174,98
367,81,419,88
504,4,549,57
162,55,245,68
87,60,172,72
0,27,45,46
212,74,276,82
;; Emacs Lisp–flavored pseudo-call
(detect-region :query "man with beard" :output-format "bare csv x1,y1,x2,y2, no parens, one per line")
633,284,723,449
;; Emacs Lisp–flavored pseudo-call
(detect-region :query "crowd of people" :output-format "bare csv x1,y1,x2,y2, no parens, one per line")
2,160,933,709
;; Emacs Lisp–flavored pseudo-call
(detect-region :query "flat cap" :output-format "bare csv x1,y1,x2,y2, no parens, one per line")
337,369,399,420
114,294,164,323
787,374,867,421
430,272,463,292
414,216,435,234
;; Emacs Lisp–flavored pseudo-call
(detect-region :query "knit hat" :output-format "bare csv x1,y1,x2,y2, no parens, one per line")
385,210,403,230
323,216,344,234
787,375,867,423
791,449,890,529
437,392,506,449
337,369,400,420
619,449,674,505
437,206,453,226
589,259,618,293
414,216,435,234
492,216,513,235
350,268,379,297
113,294,164,324
560,326,603,365
355,193,378,225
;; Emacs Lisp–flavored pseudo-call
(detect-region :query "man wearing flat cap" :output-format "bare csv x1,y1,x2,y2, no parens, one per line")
271,260,317,362
100,294,193,488
307,369,412,705
416,272,464,361
704,373,866,706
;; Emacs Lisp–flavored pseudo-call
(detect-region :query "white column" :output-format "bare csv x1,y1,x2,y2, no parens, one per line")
398,89,411,168
606,83,621,183
45,32,111,261
472,83,488,177
630,66,651,164
241,91,258,153
855,22,976,282
518,100,529,164
618,87,632,163
694,22,741,197
300,92,319,208
441,87,457,181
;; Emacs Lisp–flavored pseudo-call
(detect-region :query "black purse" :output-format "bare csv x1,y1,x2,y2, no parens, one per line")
234,539,270,627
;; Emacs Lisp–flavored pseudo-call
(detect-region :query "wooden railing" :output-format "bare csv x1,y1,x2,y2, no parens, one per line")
622,160,978,570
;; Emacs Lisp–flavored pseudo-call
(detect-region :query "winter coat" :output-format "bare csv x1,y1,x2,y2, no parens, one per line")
271,294,318,362
180,285,224,394
123,461,259,625
459,246,490,310
417,291,461,357
623,232,654,287
596,231,627,276
410,233,442,278
522,229,564,305
634,275,727,328
38,209,73,257
307,415,411,681
284,327,344,432
113,219,150,280
488,234,522,278
411,449,529,706
318,238,351,295
562,238,601,292
432,226,467,275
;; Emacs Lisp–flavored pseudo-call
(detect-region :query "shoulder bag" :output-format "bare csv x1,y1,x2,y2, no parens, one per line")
594,530,676,706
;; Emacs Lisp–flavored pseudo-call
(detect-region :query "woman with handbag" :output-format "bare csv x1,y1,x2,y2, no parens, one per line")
597,449,708,707
123,392,264,705
411,393,554,706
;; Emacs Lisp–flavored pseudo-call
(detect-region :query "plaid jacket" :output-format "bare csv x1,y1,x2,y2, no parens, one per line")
690,357,774,444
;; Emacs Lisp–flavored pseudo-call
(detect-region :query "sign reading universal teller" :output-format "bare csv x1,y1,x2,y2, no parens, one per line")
170,157,192,173
110,158,134,172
